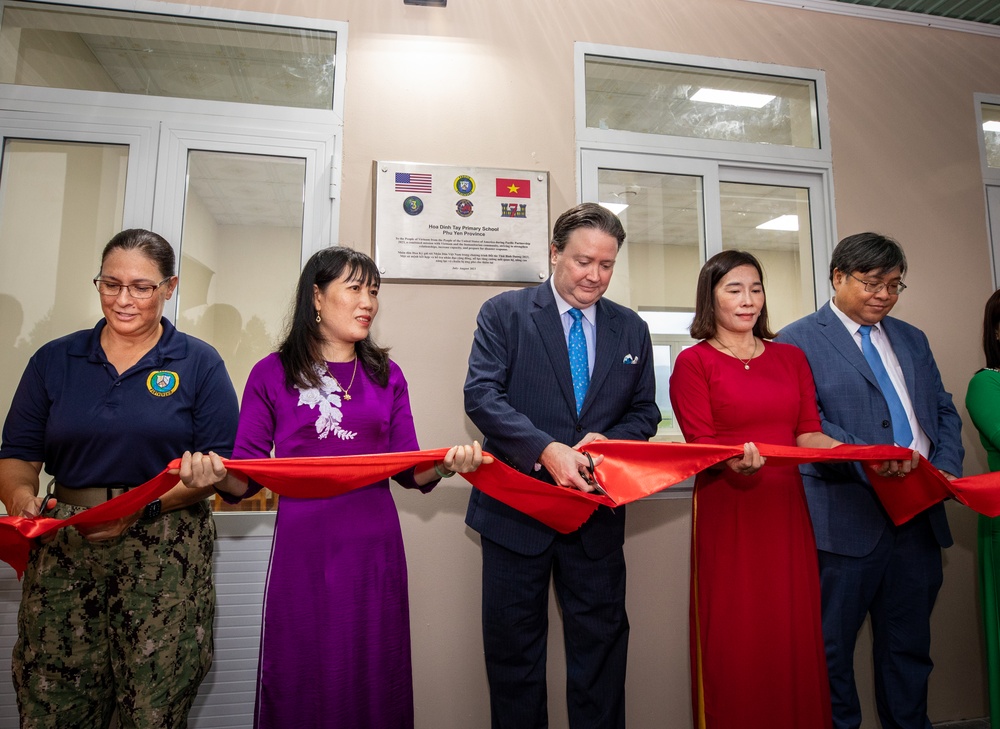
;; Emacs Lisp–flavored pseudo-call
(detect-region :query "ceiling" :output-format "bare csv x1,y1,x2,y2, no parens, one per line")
822,0,1000,26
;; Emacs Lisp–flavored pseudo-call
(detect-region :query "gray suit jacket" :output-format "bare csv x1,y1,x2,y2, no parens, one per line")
464,281,660,557
776,302,962,556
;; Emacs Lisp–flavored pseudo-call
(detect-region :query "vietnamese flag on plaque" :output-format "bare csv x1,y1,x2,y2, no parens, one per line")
496,178,531,198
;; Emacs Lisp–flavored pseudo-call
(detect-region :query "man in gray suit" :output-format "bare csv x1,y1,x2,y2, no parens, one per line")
464,203,660,729
776,232,963,729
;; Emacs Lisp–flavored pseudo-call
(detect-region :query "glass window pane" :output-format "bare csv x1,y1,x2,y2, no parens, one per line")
0,138,128,420
719,181,815,331
0,1,337,109
598,168,703,437
652,344,673,432
600,168,705,311
585,55,819,148
984,103,1000,169
177,150,305,513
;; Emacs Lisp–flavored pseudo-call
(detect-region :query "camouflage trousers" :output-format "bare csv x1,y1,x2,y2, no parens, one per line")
13,500,216,729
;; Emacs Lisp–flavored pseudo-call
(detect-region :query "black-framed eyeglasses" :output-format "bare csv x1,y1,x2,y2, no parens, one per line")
93,277,171,299
847,272,907,296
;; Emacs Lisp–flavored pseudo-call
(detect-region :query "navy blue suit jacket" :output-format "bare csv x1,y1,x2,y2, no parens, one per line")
776,302,963,557
464,282,660,558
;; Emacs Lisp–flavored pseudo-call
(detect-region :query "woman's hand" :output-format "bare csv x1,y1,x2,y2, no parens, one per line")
725,442,766,477
441,441,494,475
871,449,920,478
9,492,49,519
171,451,229,489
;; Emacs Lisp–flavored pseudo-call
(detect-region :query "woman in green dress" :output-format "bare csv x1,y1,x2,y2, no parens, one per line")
965,287,1000,728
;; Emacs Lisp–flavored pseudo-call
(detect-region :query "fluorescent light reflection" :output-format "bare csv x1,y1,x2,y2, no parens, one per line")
756,214,799,231
600,202,629,215
639,310,695,336
691,88,776,108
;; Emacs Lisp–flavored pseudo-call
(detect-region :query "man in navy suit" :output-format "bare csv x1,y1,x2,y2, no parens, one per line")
776,232,963,729
464,202,659,729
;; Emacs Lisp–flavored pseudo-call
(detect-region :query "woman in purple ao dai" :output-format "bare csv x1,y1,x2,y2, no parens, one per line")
184,247,488,728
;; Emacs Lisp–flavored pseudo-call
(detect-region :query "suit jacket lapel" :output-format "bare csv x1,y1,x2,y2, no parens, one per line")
582,299,620,417
530,283,577,414
816,302,881,391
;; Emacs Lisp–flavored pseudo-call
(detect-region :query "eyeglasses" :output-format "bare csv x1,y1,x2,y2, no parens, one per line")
847,272,907,296
93,277,171,299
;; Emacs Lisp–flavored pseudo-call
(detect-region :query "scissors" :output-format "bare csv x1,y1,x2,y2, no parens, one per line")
36,477,57,518
581,451,608,497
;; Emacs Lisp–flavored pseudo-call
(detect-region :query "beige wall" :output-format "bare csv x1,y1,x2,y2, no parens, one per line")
4,0,998,725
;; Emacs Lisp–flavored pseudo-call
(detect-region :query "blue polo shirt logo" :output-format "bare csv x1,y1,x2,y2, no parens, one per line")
147,370,180,397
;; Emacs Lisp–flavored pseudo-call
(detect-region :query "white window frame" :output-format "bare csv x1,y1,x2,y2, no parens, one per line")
0,0,348,242
152,118,339,284
976,93,1000,288
575,43,833,166
576,44,838,497
0,109,159,222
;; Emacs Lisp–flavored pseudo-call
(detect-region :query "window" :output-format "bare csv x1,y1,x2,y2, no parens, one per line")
0,1,339,109
577,45,835,455
976,96,1000,287
983,102,1000,169
584,54,820,148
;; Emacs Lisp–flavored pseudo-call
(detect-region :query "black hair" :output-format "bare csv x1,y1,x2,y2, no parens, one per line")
982,288,1000,370
689,250,775,340
100,229,175,279
829,232,907,281
278,246,389,390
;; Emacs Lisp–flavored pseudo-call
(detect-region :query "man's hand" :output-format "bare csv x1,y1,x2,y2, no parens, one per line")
871,449,920,478
539,441,602,493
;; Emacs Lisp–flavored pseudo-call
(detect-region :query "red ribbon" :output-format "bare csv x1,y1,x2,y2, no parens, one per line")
2,442,998,578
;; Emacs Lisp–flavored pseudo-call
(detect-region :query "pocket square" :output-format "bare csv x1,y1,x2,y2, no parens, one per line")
623,354,639,365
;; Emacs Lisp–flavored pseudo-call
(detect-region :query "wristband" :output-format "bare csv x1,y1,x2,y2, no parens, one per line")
433,462,455,479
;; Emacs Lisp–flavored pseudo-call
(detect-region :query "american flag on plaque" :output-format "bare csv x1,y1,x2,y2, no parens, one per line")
394,172,432,193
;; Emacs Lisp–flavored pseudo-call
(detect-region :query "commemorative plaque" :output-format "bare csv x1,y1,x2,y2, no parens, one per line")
374,161,550,283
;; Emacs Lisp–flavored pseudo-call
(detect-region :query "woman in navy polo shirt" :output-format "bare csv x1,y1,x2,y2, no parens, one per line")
0,229,239,728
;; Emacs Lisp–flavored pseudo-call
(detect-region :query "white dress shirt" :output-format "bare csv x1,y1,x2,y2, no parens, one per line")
829,298,930,457
550,277,596,377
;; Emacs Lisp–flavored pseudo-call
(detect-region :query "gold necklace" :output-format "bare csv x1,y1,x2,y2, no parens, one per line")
714,337,757,370
328,357,359,400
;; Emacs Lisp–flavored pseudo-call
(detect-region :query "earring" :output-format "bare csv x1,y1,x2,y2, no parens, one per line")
316,312,322,324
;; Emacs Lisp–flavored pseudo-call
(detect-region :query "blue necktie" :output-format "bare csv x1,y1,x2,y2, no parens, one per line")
568,308,590,415
858,325,913,447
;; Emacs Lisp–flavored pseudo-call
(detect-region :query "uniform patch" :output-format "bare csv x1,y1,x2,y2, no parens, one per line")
402,196,424,215
454,175,476,196
147,370,180,397
456,199,474,217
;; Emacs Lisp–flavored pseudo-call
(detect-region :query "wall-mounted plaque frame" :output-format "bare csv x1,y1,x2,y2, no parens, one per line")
373,161,550,284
